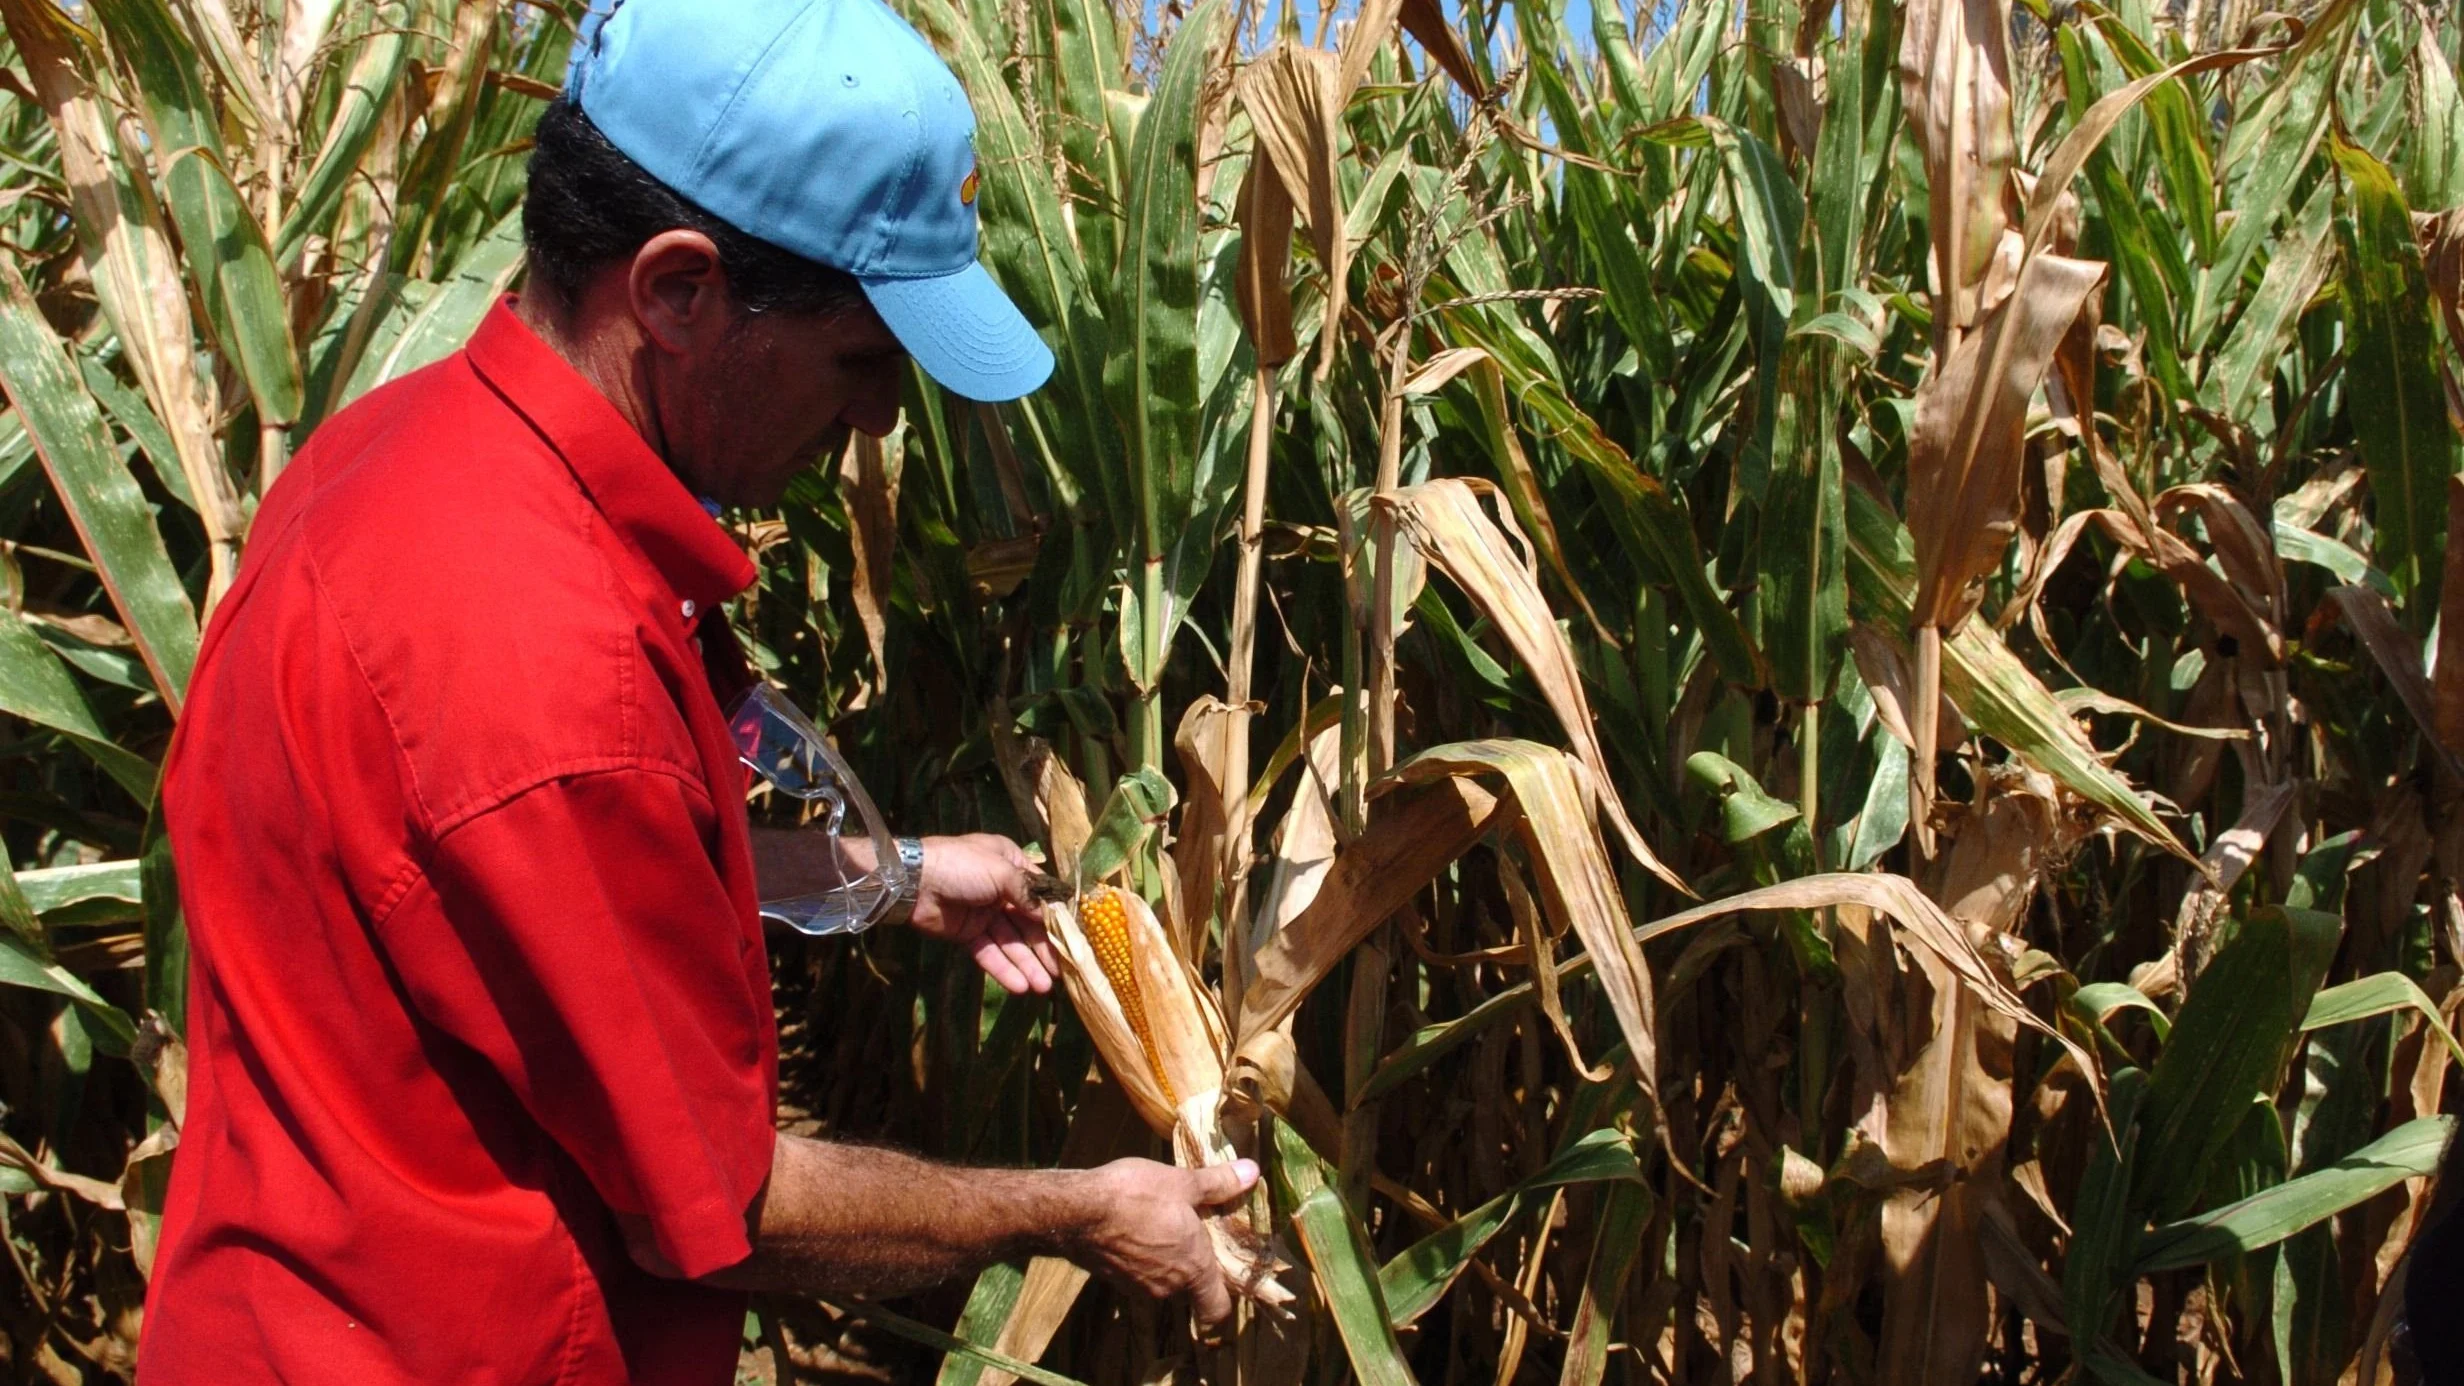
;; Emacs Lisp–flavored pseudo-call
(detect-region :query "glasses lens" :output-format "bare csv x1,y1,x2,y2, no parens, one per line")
722,684,907,936
729,687,827,797
726,685,854,838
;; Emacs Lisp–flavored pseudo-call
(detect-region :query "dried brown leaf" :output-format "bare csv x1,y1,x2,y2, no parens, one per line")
1641,873,2102,1105
1388,478,1687,893
1253,719,1343,952
2172,777,2294,959
1930,764,2080,934
1399,0,1484,96
0,0,245,604
1396,345,1492,397
2422,210,2464,429
1034,741,1096,880
1335,0,1405,98
1465,358,1612,642
1235,773,1504,1044
837,432,902,706
1874,944,2014,1386
1908,253,2109,632
1237,41,1346,378
1898,0,2016,329
1232,158,1298,367
1173,696,1239,959
1851,622,1967,752
1502,852,1615,1084
2329,584,2461,778
1389,741,1668,1117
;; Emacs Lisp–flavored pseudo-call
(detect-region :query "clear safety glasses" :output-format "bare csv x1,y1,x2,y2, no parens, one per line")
725,684,909,936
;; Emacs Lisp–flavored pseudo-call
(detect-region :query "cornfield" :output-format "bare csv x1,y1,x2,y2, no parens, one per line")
0,0,2445,1380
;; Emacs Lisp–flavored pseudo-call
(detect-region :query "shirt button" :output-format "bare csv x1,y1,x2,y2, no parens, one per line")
680,599,697,620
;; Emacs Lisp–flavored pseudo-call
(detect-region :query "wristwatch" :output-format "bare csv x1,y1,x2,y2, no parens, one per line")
879,836,926,926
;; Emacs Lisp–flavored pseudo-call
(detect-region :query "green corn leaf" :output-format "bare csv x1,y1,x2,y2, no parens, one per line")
903,0,1117,521
18,862,142,919
1076,767,1174,887
1557,1179,1653,1386
1266,1119,1416,1384
1451,310,1762,688
1107,0,1222,578
2133,1116,2455,1273
1038,0,1124,272
1841,735,1909,871
0,256,198,716
383,0,502,278
1361,981,1539,1103
1685,751,1801,843
934,1261,1026,1386
2087,7,2218,261
2302,972,2464,1068
1843,482,2186,856
0,930,133,1054
1378,1127,1642,1326
2271,516,2393,597
1294,1185,1418,1386
88,0,304,425
1703,119,1798,500
2073,981,2172,1044
334,209,528,411
2134,907,2344,1221
2194,2,2345,348
832,1297,1091,1386
77,350,194,513
2331,131,2459,614
277,12,414,269
2203,181,2335,434
2405,16,2464,208
139,802,184,1036
2063,1067,2149,1355
0,611,156,801
1759,339,1848,707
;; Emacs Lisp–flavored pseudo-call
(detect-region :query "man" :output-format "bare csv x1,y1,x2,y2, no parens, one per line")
137,1,1253,1380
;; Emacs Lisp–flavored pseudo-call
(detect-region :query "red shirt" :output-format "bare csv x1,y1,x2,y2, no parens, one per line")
141,301,777,1384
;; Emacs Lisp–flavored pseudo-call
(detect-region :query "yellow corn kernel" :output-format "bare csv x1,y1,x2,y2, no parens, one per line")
1081,887,1178,1107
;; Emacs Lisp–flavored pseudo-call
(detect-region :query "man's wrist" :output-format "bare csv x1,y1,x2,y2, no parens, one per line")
1035,1166,1110,1260
879,836,925,926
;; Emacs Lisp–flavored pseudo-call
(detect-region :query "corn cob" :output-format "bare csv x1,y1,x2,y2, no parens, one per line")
1079,886,1178,1108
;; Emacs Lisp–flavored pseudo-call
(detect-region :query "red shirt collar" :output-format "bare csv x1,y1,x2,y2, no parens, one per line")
464,298,756,615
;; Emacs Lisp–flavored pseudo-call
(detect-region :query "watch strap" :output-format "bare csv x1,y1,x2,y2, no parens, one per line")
880,836,926,926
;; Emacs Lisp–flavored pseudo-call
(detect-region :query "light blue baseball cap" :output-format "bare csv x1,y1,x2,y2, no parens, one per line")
566,0,1054,402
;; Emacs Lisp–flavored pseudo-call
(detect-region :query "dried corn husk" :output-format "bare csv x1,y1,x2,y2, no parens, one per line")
1046,886,1293,1311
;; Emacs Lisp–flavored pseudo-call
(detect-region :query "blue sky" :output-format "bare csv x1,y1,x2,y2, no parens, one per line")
1235,0,1610,60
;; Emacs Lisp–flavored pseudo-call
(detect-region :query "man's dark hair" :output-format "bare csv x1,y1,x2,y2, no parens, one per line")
522,98,864,318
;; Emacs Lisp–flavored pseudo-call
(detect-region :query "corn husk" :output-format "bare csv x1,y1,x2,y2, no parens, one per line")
1046,887,1293,1311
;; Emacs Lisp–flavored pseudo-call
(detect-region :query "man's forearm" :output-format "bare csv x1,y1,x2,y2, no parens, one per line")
713,1132,1094,1299
748,825,877,900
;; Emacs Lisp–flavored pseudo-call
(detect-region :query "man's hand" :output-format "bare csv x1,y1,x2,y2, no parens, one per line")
1072,1157,1260,1330
910,834,1060,995
652,1136,1263,1325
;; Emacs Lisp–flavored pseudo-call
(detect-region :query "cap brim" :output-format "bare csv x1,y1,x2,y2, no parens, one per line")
860,261,1054,402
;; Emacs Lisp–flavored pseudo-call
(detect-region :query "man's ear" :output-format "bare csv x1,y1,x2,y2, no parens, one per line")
626,229,733,355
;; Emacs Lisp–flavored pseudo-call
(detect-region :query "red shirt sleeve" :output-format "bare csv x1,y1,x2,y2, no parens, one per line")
387,766,774,1278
